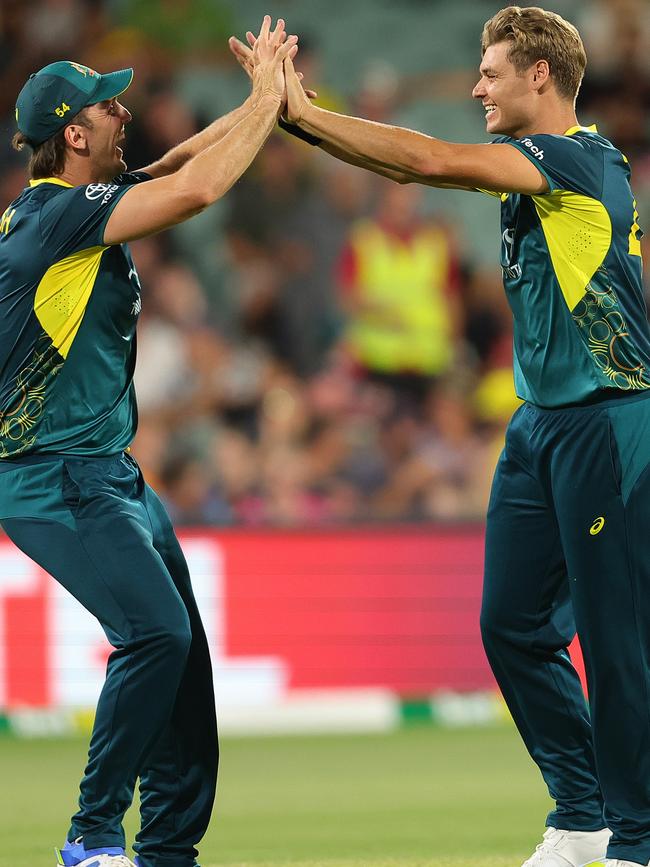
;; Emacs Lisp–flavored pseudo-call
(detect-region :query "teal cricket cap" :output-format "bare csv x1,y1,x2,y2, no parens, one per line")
15,60,134,146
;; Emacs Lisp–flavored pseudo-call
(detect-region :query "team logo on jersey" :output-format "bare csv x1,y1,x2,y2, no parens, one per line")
502,228,522,279
520,137,545,160
131,292,141,316
85,183,119,204
589,516,605,536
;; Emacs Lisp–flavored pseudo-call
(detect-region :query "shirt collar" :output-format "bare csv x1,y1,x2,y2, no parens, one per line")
28,177,74,188
564,124,598,136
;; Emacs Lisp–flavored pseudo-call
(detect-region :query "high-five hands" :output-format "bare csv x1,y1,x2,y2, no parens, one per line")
228,17,318,113
244,16,298,109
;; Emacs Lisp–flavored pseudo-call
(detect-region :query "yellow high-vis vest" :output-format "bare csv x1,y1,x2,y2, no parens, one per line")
345,220,455,375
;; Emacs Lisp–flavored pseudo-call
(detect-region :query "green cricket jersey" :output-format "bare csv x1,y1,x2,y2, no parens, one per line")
0,172,149,458
492,125,649,408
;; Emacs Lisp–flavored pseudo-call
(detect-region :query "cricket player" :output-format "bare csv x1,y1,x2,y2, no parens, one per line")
0,17,296,867
231,5,650,866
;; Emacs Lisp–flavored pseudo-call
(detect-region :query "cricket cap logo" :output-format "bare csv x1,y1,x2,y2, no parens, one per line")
68,63,97,78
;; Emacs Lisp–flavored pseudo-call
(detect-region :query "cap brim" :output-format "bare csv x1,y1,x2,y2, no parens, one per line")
89,67,134,104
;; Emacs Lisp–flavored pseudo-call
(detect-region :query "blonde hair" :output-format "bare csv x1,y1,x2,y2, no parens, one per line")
481,6,587,101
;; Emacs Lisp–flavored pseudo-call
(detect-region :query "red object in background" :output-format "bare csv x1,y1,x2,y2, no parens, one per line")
0,527,588,708
569,635,586,690
221,528,587,695
222,528,494,693
2,567,50,706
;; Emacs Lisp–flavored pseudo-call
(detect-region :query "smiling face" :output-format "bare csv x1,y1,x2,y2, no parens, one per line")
472,41,539,138
81,97,132,181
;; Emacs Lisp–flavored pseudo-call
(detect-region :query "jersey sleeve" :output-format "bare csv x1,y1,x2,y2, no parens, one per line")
38,171,151,261
505,133,603,198
474,136,511,197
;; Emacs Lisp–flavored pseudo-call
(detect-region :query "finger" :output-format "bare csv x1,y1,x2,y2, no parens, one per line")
246,31,255,47
283,55,300,81
231,49,248,71
258,14,271,42
276,35,299,60
305,89,318,99
271,17,285,45
229,40,254,79
229,36,252,59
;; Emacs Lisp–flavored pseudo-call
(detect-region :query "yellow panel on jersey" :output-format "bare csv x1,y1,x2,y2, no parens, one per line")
29,177,73,189
34,246,106,358
476,188,510,201
532,191,612,311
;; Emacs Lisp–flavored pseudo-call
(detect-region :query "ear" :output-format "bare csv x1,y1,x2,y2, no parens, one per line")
531,59,550,91
64,122,90,152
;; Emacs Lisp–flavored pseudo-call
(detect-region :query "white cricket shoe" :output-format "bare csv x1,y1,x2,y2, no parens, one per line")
55,836,136,867
522,827,611,867
600,861,650,866
71,857,136,867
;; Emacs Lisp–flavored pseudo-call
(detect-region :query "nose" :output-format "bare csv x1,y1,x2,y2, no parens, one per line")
472,77,486,99
117,101,132,124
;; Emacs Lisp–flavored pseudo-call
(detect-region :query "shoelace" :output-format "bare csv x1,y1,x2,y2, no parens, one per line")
95,857,136,867
524,829,568,865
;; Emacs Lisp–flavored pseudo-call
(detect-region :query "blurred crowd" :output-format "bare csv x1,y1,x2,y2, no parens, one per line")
1,0,650,526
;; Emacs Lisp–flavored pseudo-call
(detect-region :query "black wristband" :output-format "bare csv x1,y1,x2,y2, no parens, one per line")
278,117,322,146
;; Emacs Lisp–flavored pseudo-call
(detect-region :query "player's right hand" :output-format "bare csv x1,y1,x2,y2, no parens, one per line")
283,55,312,124
249,16,298,108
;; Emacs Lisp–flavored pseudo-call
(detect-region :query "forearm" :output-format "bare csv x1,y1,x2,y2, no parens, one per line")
319,141,411,183
300,104,450,181
105,95,283,244
143,96,257,178
179,94,281,203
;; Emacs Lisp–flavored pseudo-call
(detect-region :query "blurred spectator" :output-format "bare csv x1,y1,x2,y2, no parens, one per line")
160,452,232,526
337,180,463,410
578,0,650,161
225,134,370,376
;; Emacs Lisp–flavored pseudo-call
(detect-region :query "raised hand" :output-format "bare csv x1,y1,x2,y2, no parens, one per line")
235,15,294,109
283,54,313,124
228,23,317,100
228,34,255,81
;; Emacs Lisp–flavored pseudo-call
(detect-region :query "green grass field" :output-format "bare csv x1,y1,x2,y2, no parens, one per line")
0,725,552,867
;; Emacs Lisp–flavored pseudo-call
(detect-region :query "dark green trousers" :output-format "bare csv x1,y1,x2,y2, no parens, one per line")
482,392,650,864
0,452,218,867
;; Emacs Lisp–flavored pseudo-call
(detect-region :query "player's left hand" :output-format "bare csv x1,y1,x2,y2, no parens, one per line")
228,32,318,100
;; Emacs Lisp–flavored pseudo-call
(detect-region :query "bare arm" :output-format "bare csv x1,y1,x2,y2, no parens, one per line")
139,97,259,179
283,56,547,196
104,95,283,244
321,141,481,191
319,141,413,183
104,17,296,244
229,36,418,185
139,19,292,179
